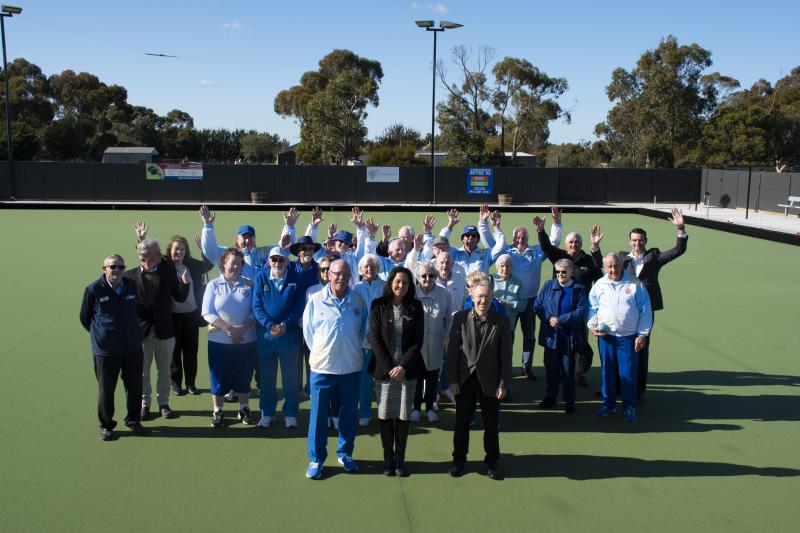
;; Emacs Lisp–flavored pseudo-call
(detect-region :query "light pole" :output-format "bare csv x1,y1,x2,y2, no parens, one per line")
416,19,462,205
1,5,21,165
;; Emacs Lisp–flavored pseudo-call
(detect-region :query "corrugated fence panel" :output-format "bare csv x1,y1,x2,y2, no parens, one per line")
559,168,607,203
653,168,700,203
606,169,653,202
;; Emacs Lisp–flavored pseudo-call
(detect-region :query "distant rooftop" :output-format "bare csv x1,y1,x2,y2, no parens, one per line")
103,147,159,155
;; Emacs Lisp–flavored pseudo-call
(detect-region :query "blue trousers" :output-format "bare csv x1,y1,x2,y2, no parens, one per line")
543,347,576,403
257,327,301,418
307,371,359,464
598,335,638,409
359,349,374,419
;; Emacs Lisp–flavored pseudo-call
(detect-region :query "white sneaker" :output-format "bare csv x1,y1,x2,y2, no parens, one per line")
256,416,272,428
332,417,339,430
285,416,298,428
426,410,439,423
432,401,439,412
409,410,421,422
358,417,371,427
443,389,455,402
224,390,237,402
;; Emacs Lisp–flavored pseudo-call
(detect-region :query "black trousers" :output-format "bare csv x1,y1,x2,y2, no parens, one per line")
543,347,576,403
94,351,143,429
170,312,199,389
413,368,440,411
452,372,500,466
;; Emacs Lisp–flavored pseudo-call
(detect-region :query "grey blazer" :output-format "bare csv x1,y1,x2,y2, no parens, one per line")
445,308,513,396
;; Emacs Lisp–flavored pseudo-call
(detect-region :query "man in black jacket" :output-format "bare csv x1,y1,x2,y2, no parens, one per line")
619,207,688,400
124,239,190,420
80,254,146,440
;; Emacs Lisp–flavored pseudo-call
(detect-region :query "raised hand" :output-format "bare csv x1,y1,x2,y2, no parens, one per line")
413,233,424,252
590,224,603,247
133,220,149,241
422,214,437,233
327,223,337,239
180,268,191,285
310,207,324,226
283,207,299,226
199,205,215,225
193,235,202,251
350,206,365,227
447,208,460,229
490,210,502,229
364,217,378,237
532,216,546,232
669,207,685,227
479,204,492,222
550,206,562,224
381,224,392,241
279,232,291,249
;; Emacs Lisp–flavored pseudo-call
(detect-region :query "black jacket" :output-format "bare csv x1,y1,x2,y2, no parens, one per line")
367,296,424,380
446,308,513,396
619,235,688,312
538,228,603,287
172,255,214,326
124,258,190,339
80,276,143,356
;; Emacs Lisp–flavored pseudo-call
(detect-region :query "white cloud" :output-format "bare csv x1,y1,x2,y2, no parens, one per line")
410,1,419,8
429,3,447,13
199,80,217,87
222,21,242,32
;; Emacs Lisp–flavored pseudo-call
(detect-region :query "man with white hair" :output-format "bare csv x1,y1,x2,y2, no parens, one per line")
199,205,270,279
484,207,562,381
587,253,652,423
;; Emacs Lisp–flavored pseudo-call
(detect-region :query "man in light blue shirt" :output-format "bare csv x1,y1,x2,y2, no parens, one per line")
438,206,505,274
587,253,652,423
302,259,368,479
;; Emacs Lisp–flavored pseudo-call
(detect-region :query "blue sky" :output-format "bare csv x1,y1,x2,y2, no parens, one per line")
7,1,799,145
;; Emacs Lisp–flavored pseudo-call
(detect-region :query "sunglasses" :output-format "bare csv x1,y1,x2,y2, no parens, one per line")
270,257,287,263
298,246,316,253
419,274,435,279
555,270,569,275
319,267,330,272
105,265,126,270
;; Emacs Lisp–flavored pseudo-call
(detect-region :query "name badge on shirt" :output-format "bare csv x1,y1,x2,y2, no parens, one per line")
126,294,136,300
99,296,109,302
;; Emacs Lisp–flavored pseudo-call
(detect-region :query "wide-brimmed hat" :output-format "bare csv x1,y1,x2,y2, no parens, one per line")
289,235,322,256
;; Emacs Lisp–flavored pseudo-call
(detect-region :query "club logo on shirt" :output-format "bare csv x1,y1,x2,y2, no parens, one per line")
353,307,360,316
625,287,632,295
262,284,270,293
242,289,250,297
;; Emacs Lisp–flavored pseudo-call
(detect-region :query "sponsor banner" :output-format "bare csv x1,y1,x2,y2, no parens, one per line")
146,163,204,180
366,166,400,183
467,167,493,194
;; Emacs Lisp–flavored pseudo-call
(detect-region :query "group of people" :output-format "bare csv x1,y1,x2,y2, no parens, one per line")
80,203,688,480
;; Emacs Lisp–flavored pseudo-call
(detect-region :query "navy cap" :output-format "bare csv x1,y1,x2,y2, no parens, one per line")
461,225,479,239
331,230,353,246
237,224,256,236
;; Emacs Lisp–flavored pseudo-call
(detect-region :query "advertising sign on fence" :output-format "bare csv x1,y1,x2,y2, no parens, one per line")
366,166,400,183
467,167,493,194
146,163,204,180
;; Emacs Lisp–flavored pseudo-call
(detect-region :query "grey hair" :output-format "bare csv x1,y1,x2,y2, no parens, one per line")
471,278,493,292
358,253,382,273
436,251,452,265
137,238,160,261
388,238,405,251
554,258,574,272
566,232,583,244
603,252,623,266
398,225,415,238
104,254,125,265
496,253,512,266
416,260,436,278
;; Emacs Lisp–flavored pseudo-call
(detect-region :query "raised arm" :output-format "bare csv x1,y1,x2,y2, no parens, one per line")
199,205,222,269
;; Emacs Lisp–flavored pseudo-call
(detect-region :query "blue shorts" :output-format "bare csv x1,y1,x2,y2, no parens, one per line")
208,341,257,395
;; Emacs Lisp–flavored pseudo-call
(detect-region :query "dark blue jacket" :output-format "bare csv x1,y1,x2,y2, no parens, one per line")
252,268,305,339
80,276,143,356
287,259,319,298
533,279,588,351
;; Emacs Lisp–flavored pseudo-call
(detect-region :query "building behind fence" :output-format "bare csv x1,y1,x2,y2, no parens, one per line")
1,162,705,206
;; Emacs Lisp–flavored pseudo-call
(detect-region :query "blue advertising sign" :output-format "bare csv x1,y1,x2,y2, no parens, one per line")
467,167,493,194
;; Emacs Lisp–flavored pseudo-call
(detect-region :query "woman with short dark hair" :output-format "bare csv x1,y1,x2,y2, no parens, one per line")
368,267,424,476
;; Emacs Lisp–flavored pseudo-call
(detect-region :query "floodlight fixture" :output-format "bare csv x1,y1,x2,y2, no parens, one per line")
415,20,434,28
1,5,22,15
439,20,463,29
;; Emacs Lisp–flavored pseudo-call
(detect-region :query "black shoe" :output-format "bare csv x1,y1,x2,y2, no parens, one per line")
160,405,177,419
577,374,589,387
395,450,408,477
187,385,200,395
448,462,465,477
127,422,147,435
238,406,257,425
383,450,396,476
524,366,537,381
140,406,151,420
172,386,187,396
100,428,113,441
565,402,575,414
594,390,603,398
539,398,557,409
487,464,503,480
211,410,224,428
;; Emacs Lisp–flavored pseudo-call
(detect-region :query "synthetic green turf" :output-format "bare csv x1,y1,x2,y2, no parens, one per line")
1,207,798,532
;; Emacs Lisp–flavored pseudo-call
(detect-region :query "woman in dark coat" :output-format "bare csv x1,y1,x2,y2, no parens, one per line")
368,267,424,477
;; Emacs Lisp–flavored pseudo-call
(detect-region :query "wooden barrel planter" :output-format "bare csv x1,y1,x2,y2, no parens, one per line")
498,193,512,205
251,192,268,204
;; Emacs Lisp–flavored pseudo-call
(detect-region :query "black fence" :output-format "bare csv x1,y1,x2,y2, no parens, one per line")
702,168,800,214
0,162,701,205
